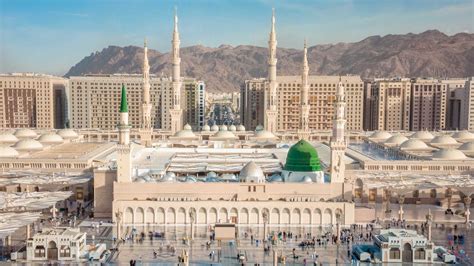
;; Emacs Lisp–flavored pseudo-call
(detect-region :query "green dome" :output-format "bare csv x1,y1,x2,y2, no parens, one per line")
284,140,322,172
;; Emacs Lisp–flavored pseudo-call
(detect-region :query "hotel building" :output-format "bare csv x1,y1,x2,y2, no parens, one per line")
0,73,68,129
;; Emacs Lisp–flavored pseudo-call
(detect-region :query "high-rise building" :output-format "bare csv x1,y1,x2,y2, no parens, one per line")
184,80,205,130
0,73,67,129
410,78,448,131
242,76,364,132
366,78,411,131
69,75,204,130
462,77,474,130
442,78,467,130
241,79,265,130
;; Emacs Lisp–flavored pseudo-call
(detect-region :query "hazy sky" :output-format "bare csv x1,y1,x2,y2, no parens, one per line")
0,0,472,75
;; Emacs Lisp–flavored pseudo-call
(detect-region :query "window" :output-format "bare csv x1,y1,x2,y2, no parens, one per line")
34,246,46,257
415,248,425,260
389,248,400,259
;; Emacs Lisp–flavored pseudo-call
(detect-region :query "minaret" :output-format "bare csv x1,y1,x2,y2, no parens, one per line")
264,8,278,133
330,78,347,183
117,84,132,183
170,8,183,134
297,40,311,140
140,38,153,147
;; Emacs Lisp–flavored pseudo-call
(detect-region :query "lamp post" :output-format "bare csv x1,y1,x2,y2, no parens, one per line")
425,209,433,241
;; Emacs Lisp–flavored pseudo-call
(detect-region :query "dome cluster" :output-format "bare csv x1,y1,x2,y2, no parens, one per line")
369,130,474,160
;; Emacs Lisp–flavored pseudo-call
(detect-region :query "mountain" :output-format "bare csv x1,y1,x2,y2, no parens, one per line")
65,30,474,92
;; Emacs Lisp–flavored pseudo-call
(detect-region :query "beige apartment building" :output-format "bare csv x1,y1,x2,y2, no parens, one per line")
443,78,467,130
241,75,364,131
462,77,474,130
0,73,67,129
366,78,411,131
410,78,447,131
69,75,204,130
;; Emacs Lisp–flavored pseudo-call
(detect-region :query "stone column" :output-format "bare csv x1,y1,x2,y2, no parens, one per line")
26,224,31,239
384,189,391,214
426,209,433,241
336,222,341,245
189,210,195,240
263,210,268,242
464,196,472,226
273,250,278,266
398,195,405,221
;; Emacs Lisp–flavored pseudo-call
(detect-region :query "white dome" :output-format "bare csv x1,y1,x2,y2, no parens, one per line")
400,139,429,150
173,129,196,138
210,125,219,132
385,135,409,145
239,161,265,183
219,125,228,131
202,125,211,131
255,125,264,131
410,131,434,140
212,130,237,139
431,135,458,145
57,129,78,139
301,176,313,183
161,172,176,182
207,171,218,178
183,124,192,130
253,130,277,140
38,133,64,144
269,174,283,182
0,146,19,158
451,131,474,141
229,125,237,131
0,133,18,144
237,125,246,131
459,141,474,152
14,128,37,139
369,131,392,140
432,148,467,160
13,139,43,151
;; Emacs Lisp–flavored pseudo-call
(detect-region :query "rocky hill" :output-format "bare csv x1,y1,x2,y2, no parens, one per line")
65,30,474,92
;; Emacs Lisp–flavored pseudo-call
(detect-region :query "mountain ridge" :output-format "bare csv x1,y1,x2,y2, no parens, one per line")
65,30,474,92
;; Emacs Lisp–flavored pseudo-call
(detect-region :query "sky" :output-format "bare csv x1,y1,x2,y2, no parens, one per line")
0,0,473,75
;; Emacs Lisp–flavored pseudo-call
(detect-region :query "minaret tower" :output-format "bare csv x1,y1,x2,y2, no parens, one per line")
140,38,153,147
264,8,278,133
297,40,311,140
117,84,132,183
170,8,183,134
330,78,347,183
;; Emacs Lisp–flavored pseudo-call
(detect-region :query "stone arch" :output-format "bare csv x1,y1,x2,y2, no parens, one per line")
177,207,186,224
322,208,332,225
198,207,207,224
145,207,154,224
335,208,344,224
355,178,363,199
135,207,145,224
209,207,218,224
47,241,58,260
291,209,301,224
402,243,413,262
240,208,249,224
270,208,280,224
156,207,165,224
230,208,238,224
281,208,290,224
250,208,259,224
219,207,228,223
167,207,176,224
302,208,311,224
124,207,134,224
